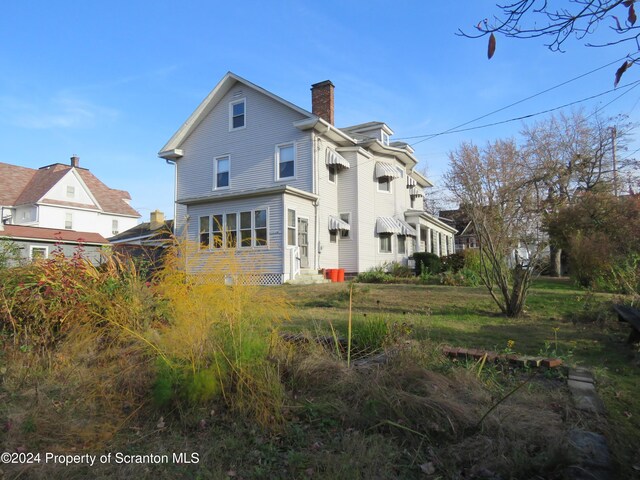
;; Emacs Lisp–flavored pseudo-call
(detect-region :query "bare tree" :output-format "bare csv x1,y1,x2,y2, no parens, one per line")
520,110,636,274
461,1,640,83
445,139,548,317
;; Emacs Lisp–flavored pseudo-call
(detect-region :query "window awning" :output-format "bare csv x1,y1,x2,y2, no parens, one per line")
375,162,401,179
396,218,417,236
328,215,350,231
410,186,424,197
406,176,417,188
326,150,350,169
376,216,402,234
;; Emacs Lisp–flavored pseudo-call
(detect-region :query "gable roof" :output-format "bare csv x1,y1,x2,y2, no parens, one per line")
109,219,174,243
159,72,316,158
0,161,140,217
1,224,108,245
0,162,37,207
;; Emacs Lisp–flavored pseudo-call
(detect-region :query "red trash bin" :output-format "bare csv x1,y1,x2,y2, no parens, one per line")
329,269,339,282
337,268,345,282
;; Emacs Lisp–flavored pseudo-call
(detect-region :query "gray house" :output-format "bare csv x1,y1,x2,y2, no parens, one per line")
159,72,456,284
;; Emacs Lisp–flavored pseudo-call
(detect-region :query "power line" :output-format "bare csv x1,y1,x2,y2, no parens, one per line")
392,55,629,144
409,79,640,146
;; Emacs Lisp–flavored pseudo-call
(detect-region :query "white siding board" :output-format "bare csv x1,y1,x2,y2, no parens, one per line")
176,81,312,204
186,194,284,276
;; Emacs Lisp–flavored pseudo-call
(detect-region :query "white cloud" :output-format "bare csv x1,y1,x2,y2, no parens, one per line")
0,94,119,129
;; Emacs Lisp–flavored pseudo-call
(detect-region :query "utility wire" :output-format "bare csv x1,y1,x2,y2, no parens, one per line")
391,55,629,144
409,79,640,146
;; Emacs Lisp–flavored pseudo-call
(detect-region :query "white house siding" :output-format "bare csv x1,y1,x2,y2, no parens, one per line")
176,81,313,206
36,205,137,239
315,136,341,270
336,149,362,274
43,170,97,207
185,193,284,282
283,193,316,277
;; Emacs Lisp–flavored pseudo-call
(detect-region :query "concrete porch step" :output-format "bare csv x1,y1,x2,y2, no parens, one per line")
287,270,330,285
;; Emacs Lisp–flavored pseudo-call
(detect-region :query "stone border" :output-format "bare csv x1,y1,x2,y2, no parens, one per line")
442,345,563,368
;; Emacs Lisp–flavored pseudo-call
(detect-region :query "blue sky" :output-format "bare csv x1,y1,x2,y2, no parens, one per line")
2,1,638,220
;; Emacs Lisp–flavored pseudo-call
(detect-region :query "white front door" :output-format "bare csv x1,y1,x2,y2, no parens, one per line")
297,218,309,268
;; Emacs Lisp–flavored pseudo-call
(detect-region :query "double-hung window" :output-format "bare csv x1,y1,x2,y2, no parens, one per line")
277,143,295,180
378,177,391,193
199,216,210,249
254,210,267,246
339,213,350,239
229,99,245,130
287,209,296,246
215,155,230,189
379,234,392,253
65,213,73,230
212,214,223,249
226,213,237,248
240,212,252,247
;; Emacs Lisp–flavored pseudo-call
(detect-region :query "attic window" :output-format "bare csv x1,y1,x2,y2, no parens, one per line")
66,185,75,198
229,98,246,130
381,131,390,145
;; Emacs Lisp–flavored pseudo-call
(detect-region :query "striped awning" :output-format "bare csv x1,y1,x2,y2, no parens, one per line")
375,162,401,179
396,218,417,236
326,150,350,169
328,215,350,231
410,186,424,197
376,216,402,234
406,176,417,188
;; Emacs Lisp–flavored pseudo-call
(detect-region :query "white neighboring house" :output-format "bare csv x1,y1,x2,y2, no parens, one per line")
0,156,141,258
159,72,456,284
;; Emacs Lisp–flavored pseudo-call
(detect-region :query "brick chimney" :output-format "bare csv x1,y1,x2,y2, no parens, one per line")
150,210,165,230
311,80,335,125
70,155,80,168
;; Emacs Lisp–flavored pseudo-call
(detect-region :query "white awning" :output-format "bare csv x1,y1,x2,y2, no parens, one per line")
410,186,424,197
375,162,401,179
326,150,350,169
376,216,402,234
396,218,417,236
328,215,350,231
406,176,417,188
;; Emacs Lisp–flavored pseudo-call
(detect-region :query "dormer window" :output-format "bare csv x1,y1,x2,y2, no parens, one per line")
381,131,390,146
229,98,246,130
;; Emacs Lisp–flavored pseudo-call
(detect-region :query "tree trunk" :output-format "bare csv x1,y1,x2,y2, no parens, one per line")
550,246,562,277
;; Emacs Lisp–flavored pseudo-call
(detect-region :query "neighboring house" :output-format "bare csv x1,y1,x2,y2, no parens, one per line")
0,156,141,239
159,72,456,284
109,210,174,247
0,223,108,265
440,209,478,251
109,210,174,273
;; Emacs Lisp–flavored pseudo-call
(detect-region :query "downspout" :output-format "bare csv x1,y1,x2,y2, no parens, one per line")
313,132,320,271
165,159,177,235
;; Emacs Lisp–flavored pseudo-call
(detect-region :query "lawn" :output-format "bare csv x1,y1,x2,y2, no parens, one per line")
1,276,638,479
281,278,640,478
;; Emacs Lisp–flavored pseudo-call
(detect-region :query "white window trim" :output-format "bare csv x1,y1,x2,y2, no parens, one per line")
328,164,337,184
381,131,390,146
213,154,231,190
66,185,75,198
229,98,246,131
65,212,73,230
199,215,211,251
398,235,407,255
287,209,297,247
30,245,48,260
378,234,393,254
377,177,392,194
253,208,269,249
275,142,296,181
339,212,351,239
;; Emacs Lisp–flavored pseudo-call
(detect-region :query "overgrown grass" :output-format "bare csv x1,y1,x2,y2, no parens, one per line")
2,262,638,479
